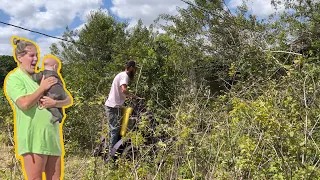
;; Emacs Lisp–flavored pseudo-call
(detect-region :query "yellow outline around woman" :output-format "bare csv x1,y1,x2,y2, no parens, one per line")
3,36,73,180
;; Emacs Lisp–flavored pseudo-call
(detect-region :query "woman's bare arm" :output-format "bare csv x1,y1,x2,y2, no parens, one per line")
55,95,72,108
16,87,46,111
16,76,58,111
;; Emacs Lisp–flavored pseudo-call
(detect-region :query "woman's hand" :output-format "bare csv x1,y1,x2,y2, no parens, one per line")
39,96,57,108
40,76,58,91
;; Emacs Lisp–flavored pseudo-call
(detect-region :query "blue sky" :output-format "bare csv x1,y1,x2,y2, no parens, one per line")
0,0,284,58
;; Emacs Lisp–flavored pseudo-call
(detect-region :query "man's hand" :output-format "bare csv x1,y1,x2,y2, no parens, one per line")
128,94,144,100
121,84,144,100
135,96,144,100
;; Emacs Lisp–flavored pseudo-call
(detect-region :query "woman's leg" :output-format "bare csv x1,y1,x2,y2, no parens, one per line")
22,153,48,180
45,155,61,180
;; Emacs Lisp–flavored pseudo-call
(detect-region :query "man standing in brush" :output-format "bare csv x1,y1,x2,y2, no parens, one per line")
104,60,143,159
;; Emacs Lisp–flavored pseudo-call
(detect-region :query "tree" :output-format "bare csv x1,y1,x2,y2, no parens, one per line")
0,55,17,88
156,0,270,95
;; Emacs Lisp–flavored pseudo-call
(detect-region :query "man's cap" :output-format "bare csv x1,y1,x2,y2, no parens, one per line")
126,60,139,68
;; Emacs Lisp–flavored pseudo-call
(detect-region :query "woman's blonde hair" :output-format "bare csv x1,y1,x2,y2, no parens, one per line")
12,38,37,58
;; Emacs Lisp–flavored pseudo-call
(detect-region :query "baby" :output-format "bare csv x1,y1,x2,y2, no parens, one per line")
32,57,67,123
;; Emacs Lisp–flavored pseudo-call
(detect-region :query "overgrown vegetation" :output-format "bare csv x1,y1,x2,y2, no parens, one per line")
1,0,320,179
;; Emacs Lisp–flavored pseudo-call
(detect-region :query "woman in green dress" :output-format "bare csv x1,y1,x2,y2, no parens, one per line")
4,37,72,180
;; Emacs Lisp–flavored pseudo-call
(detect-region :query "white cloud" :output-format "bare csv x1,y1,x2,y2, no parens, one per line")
228,0,285,17
110,0,188,27
0,0,106,56
34,36,64,67
35,36,61,57
228,0,243,9
75,23,86,32
0,0,46,20
0,25,30,55
0,0,104,30
0,30,61,60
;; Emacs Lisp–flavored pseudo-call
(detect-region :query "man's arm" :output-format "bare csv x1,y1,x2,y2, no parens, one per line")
120,84,143,99
119,73,143,99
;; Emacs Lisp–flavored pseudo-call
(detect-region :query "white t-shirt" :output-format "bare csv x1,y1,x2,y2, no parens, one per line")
105,71,130,107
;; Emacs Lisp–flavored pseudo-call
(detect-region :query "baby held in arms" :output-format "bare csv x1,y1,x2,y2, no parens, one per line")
32,57,67,123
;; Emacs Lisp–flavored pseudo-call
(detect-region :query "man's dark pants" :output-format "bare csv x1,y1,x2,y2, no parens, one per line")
105,106,122,151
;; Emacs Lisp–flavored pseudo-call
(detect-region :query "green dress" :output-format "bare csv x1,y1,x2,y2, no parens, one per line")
4,67,62,157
